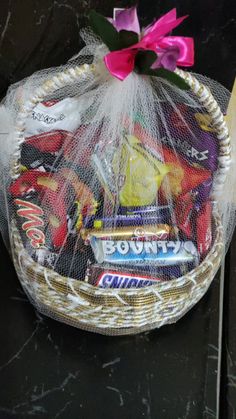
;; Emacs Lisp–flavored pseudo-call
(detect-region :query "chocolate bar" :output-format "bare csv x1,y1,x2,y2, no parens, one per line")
13,193,47,250
167,104,219,171
83,205,171,229
81,224,175,242
86,264,161,288
95,271,158,288
86,262,196,287
89,238,199,266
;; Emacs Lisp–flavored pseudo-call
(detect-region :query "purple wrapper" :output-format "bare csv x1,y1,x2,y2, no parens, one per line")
162,132,218,172
118,205,171,218
84,215,171,229
194,177,213,210
83,206,171,229
158,104,219,172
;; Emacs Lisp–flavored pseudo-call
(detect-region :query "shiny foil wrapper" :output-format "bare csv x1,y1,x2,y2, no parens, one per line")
83,205,171,229
86,263,196,287
166,104,219,172
86,264,161,288
81,224,176,242
89,238,199,266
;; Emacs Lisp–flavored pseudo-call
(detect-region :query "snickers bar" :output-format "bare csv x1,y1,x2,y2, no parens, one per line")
96,272,157,288
86,262,198,286
86,265,161,288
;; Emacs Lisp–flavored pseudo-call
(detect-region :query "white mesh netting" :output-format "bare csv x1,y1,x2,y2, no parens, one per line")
0,30,235,304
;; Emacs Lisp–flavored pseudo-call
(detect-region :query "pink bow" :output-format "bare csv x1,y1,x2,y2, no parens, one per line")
104,9,194,81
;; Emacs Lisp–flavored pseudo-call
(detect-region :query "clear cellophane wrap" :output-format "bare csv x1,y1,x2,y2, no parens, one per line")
0,31,235,335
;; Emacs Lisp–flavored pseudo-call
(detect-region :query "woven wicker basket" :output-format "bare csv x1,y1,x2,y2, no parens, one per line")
9,65,231,335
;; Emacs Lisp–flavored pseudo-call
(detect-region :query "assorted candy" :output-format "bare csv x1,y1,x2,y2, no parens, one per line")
9,96,218,287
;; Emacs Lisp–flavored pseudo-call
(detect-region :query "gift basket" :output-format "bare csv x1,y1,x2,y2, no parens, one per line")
0,8,234,335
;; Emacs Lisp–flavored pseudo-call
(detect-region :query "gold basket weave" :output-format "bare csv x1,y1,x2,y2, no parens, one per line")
9,65,231,335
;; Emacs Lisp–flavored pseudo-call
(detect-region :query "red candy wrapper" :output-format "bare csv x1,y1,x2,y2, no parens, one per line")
14,194,47,249
26,130,72,153
10,170,69,248
175,192,194,239
195,201,212,257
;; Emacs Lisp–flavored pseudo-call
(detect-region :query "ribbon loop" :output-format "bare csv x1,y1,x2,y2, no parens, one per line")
104,8,194,81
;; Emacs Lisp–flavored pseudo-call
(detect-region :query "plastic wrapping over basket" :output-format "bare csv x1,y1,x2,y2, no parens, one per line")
0,26,234,334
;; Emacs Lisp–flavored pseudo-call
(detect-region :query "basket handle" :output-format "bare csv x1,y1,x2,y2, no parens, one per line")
11,64,231,196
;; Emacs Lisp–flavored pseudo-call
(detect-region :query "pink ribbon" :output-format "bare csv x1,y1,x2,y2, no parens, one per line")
104,8,194,81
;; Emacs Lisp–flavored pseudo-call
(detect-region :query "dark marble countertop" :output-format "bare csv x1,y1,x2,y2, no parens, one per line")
0,1,235,418
0,237,223,418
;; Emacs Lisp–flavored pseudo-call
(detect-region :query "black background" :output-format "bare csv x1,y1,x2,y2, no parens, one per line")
0,1,236,418
0,0,236,94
